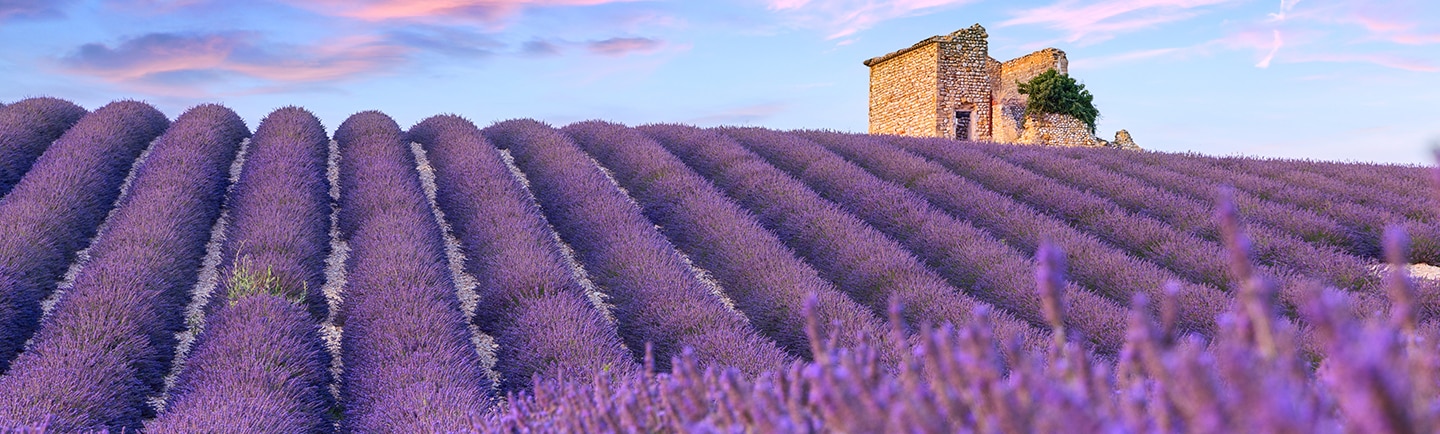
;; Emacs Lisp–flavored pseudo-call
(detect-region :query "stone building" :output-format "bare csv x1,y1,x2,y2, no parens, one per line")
865,24,1137,149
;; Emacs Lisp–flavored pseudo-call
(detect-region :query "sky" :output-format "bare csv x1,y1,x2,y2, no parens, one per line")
1,0,1437,164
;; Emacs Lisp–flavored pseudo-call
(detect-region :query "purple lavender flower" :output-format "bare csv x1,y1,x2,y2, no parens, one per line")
0,100,169,373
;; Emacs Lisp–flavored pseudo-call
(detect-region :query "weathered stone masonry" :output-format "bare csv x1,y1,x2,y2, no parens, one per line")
866,24,1137,149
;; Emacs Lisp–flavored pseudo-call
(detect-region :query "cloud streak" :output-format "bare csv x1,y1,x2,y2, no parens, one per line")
765,0,975,40
1002,0,1240,44
59,32,409,88
278,0,635,26
1255,29,1282,68
0,0,76,21
586,37,662,56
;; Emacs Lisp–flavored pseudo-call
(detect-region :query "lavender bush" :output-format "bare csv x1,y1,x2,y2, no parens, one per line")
334,111,493,432
987,144,1380,293
0,100,168,373
1106,147,1440,264
889,136,1394,320
1070,147,1359,253
148,107,334,432
0,98,87,198
723,127,1127,352
408,115,635,393
470,211,1439,433
800,130,1229,337
483,119,792,374
210,106,331,319
563,120,892,361
639,125,1049,354
147,295,331,433
0,104,244,432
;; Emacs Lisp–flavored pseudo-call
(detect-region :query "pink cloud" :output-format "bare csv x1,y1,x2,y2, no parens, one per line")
764,0,976,40
586,37,662,56
59,32,408,86
1002,0,1241,44
1347,14,1440,45
1285,52,1439,72
280,0,635,25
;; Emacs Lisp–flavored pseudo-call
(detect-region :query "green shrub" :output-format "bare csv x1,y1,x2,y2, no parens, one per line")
1018,69,1099,132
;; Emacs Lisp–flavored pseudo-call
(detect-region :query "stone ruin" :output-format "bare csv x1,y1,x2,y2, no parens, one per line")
865,24,1139,150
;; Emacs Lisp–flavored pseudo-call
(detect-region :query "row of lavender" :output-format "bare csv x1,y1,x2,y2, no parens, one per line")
0,97,1432,431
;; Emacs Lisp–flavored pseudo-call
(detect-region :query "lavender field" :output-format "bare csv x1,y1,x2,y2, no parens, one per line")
0,98,1437,433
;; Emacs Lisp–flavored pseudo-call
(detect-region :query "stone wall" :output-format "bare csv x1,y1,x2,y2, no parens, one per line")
867,43,939,136
992,48,1068,142
1018,113,1100,147
935,24,994,141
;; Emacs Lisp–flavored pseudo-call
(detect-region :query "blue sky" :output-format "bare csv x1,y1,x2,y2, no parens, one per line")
1,0,1436,164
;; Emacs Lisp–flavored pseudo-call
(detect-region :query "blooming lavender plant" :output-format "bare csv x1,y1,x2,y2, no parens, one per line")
0,104,244,432
467,190,1438,433
408,115,636,393
210,107,332,319
1129,146,1439,261
147,107,334,433
563,120,892,361
334,111,493,432
639,125,1048,354
147,295,331,433
0,98,87,198
989,144,1379,292
890,136,1394,320
1071,146,1359,254
483,119,792,375
0,100,168,373
800,130,1229,337
722,127,1127,352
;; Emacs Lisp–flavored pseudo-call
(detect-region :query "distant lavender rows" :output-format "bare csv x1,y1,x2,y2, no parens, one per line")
0,99,1434,431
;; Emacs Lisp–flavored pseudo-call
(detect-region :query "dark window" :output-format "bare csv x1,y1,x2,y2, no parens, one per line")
955,111,971,140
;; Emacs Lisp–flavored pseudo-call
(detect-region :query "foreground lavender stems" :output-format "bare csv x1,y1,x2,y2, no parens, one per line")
408,115,635,393
335,111,492,431
0,105,243,431
474,200,1439,433
0,98,87,198
564,121,891,361
484,120,792,374
724,127,1126,352
148,107,333,433
639,125,1048,354
802,130,1228,337
0,100,168,372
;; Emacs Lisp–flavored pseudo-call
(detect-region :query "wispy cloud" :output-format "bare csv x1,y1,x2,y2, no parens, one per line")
278,0,636,26
58,32,409,91
764,0,976,40
517,36,670,57
385,25,506,58
1255,29,1282,68
1222,0,1439,72
1068,47,1186,69
586,37,662,56
1002,0,1241,44
1285,52,1439,72
0,0,77,21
